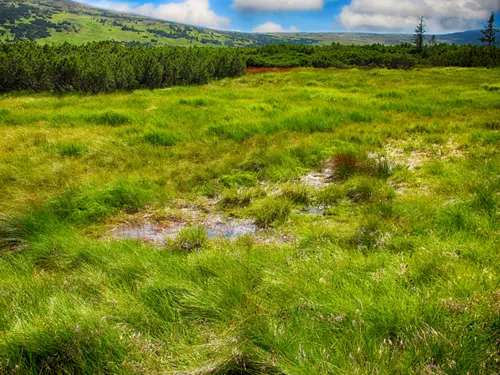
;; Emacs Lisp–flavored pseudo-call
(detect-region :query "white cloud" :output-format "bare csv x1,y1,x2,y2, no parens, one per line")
338,0,499,33
81,0,133,12
79,0,230,29
252,22,299,33
233,0,323,12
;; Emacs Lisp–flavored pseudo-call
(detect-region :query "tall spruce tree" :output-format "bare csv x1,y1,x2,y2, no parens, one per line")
414,17,426,52
479,12,498,56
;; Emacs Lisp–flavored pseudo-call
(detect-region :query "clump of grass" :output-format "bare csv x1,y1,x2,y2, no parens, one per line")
50,179,155,225
179,98,209,107
374,157,393,178
326,151,392,180
346,177,395,203
220,172,258,188
325,151,366,180
375,91,405,99
0,216,26,252
207,123,262,142
348,111,372,123
473,185,498,215
0,315,131,374
250,197,293,228
351,218,391,253
87,112,130,126
279,183,310,205
481,84,500,92
171,226,207,252
314,185,345,206
144,130,179,147
195,341,280,375
218,187,265,209
471,131,500,145
482,120,500,130
281,112,335,133
52,142,89,157
0,108,9,119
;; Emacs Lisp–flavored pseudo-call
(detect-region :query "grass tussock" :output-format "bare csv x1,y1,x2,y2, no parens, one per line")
170,226,207,252
250,197,293,228
86,111,131,126
143,130,180,147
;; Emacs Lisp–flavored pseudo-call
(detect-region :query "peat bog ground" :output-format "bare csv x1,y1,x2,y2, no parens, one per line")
0,68,499,374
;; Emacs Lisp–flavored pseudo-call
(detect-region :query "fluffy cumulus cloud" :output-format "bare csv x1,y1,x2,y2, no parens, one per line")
338,0,500,32
252,22,299,32
80,0,230,29
233,0,323,12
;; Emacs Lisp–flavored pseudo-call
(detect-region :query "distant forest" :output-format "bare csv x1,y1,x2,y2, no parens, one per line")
0,41,498,93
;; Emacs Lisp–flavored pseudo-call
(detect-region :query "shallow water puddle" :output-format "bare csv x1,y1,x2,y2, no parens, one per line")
300,170,332,189
302,205,325,215
111,216,257,244
205,218,257,239
110,222,185,244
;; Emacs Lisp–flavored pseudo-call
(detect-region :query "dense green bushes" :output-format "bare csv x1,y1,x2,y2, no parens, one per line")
0,41,246,93
0,41,498,93
245,43,500,69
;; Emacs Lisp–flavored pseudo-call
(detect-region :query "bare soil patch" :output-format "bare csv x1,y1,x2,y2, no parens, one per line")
246,67,294,75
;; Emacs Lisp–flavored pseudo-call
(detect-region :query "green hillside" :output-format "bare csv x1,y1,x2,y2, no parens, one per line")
0,0,318,47
0,0,485,46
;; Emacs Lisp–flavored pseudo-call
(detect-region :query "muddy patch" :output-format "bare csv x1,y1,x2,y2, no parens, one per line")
246,67,294,75
385,137,465,171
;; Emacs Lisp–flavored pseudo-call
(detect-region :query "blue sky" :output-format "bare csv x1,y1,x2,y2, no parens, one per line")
79,0,499,34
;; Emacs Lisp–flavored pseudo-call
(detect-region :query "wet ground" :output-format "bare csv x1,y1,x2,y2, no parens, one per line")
111,215,257,245
109,167,338,245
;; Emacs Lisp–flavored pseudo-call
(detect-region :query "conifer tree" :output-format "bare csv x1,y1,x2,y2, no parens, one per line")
479,12,498,56
414,17,426,52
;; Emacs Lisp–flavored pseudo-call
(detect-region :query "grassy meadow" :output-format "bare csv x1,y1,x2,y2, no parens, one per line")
0,68,499,374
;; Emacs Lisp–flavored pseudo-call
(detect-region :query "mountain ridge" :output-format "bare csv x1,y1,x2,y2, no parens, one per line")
0,0,485,46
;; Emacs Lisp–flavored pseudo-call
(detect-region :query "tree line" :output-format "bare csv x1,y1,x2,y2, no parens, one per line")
0,37,498,94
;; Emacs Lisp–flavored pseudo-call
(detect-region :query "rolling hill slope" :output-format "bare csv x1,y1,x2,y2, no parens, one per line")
0,0,485,46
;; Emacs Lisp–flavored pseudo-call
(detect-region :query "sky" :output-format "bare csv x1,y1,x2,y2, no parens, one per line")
78,0,500,34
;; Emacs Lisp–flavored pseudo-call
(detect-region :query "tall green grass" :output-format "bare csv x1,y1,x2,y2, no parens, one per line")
0,68,499,374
